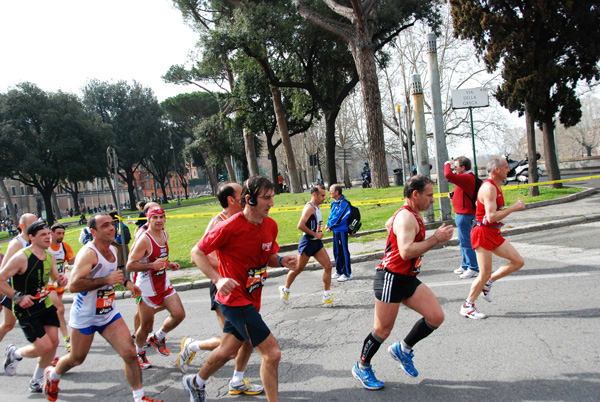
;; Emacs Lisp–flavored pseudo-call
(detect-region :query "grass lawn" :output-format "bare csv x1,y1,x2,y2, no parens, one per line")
52,184,584,270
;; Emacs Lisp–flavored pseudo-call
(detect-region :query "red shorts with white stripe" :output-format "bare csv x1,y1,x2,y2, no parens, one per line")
141,285,176,308
471,225,505,251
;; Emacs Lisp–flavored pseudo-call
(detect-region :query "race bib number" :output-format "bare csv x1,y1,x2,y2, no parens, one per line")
412,255,424,275
57,262,65,275
96,287,115,315
153,253,169,276
317,220,323,233
246,266,267,294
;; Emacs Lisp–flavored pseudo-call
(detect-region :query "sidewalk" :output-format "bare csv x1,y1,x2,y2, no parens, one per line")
64,187,600,303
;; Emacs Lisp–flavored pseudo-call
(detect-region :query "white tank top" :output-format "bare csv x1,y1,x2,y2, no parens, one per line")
69,243,120,328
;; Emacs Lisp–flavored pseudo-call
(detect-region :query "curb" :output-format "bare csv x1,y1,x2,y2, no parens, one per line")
61,187,599,304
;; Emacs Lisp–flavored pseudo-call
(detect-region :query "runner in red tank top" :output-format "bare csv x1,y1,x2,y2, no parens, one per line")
352,175,454,390
127,206,185,369
460,157,526,320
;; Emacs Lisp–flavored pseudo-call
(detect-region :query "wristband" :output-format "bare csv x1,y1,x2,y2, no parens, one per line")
123,279,131,288
278,256,284,267
13,291,24,304
432,234,440,245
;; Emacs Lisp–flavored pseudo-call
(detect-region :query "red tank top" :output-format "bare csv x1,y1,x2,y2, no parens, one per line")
476,179,505,225
377,205,426,276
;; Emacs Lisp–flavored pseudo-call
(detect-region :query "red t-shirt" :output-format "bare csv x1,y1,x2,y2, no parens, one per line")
377,206,426,276
444,164,477,215
196,212,279,311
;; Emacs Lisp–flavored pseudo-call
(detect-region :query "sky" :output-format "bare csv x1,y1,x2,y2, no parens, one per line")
0,0,199,102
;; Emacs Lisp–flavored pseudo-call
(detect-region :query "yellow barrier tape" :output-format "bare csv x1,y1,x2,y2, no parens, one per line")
64,174,600,225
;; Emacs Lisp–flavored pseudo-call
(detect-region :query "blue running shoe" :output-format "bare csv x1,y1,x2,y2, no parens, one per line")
351,362,384,390
388,342,418,378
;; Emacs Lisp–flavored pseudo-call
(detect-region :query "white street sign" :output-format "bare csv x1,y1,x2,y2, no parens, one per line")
451,87,489,109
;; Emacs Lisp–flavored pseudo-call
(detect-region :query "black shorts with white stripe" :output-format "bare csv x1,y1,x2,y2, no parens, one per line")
373,268,421,303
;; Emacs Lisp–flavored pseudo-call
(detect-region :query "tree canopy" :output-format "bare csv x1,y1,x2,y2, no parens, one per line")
451,0,600,187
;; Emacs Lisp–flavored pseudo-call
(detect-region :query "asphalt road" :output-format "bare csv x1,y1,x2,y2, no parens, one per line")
1,220,599,401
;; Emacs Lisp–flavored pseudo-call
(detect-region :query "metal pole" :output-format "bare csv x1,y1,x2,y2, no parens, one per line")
469,107,478,177
403,105,414,177
396,105,406,185
107,147,128,274
411,74,434,223
426,33,452,221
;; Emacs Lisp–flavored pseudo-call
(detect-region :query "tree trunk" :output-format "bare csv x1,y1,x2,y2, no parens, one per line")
160,179,170,204
124,170,138,211
69,190,81,215
525,103,539,197
349,41,389,188
206,166,219,196
224,156,237,183
106,176,118,210
41,188,56,226
0,179,18,223
343,162,351,189
324,111,338,186
51,191,63,220
542,115,562,189
270,85,301,193
243,127,260,176
266,141,280,194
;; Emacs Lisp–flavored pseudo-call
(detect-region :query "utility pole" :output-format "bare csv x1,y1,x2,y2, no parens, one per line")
426,33,452,221
411,74,434,223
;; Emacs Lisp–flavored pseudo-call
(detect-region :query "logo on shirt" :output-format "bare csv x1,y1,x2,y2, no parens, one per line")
262,242,273,252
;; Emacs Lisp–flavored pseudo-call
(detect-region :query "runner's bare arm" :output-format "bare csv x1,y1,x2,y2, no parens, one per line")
395,210,452,260
126,235,164,272
0,252,28,301
481,183,525,222
268,254,298,271
49,254,67,287
68,247,124,293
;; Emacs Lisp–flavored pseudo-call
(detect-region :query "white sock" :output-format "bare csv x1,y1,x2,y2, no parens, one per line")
33,365,44,381
400,341,412,354
194,374,206,389
136,346,145,354
49,368,61,381
282,287,289,293
465,300,474,307
189,341,201,353
231,370,244,384
486,279,494,286
132,388,144,402
14,348,23,360
323,290,332,298
155,329,167,341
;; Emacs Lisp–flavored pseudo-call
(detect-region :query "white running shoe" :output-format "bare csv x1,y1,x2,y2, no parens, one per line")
322,293,341,305
460,304,487,319
460,269,479,279
177,337,196,374
454,267,465,274
337,274,353,282
331,272,341,279
4,345,20,376
279,286,290,305
482,282,493,302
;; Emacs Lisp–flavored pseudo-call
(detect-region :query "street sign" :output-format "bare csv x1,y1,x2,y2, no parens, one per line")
451,87,489,109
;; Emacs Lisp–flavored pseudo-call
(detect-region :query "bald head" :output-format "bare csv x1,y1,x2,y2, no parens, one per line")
19,213,38,235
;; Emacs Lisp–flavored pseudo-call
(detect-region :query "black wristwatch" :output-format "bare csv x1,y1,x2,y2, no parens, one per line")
13,291,24,304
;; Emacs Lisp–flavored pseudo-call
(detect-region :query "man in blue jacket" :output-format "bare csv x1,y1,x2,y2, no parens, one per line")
325,184,352,282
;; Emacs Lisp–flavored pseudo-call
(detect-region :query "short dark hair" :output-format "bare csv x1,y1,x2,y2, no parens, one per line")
217,182,237,209
331,184,342,195
137,201,146,209
241,176,274,207
50,223,65,232
27,221,48,237
404,175,434,199
310,185,324,195
455,156,471,171
88,213,110,230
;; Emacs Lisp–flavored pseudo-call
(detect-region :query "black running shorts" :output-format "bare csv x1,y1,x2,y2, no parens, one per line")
374,268,421,303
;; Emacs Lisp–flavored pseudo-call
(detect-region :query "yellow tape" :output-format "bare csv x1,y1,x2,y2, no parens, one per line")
64,174,600,225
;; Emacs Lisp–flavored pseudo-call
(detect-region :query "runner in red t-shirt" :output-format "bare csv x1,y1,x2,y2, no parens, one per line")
460,156,526,320
352,175,453,390
184,176,297,402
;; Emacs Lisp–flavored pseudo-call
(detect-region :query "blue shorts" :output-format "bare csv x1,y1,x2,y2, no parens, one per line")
76,313,122,335
298,236,324,257
217,303,270,347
